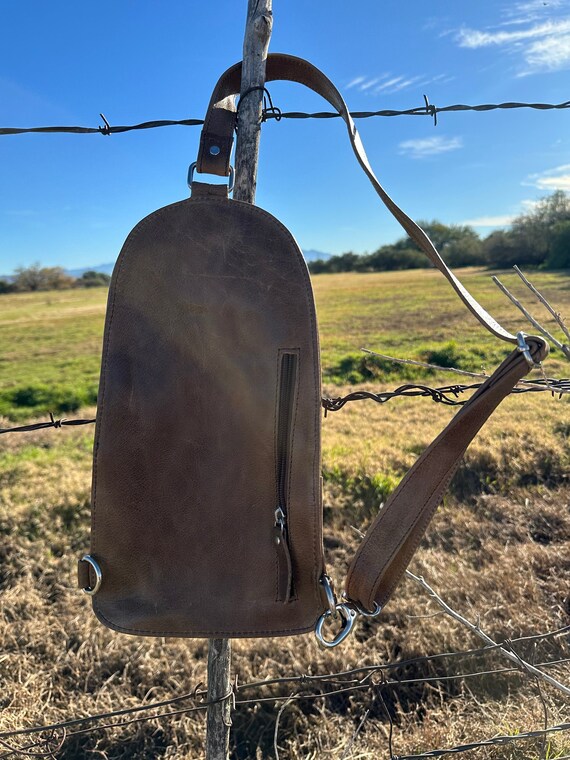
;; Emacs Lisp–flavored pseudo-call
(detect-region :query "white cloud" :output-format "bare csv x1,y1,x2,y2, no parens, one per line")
382,75,425,93
345,72,449,96
524,32,570,71
455,13,570,73
360,77,381,91
375,76,404,92
346,75,389,92
460,197,543,228
457,19,570,47
520,198,541,210
526,164,570,190
461,214,516,226
398,135,463,159
346,76,366,90
501,0,566,24
508,0,565,15
535,174,570,190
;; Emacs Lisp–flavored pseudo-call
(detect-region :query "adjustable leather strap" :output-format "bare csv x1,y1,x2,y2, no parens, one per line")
344,335,548,611
196,53,516,344
196,55,549,617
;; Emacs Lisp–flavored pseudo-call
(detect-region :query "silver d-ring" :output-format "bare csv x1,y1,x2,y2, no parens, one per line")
315,604,358,648
80,554,102,596
187,162,235,193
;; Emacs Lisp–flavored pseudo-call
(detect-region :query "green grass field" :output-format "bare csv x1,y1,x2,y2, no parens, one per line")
0,269,569,759
1,267,569,419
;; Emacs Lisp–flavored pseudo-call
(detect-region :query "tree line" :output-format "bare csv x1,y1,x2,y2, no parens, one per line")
0,265,111,294
2,191,568,291
309,191,570,274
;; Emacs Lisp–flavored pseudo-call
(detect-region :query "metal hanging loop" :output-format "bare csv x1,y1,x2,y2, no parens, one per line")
315,604,358,648
187,162,235,193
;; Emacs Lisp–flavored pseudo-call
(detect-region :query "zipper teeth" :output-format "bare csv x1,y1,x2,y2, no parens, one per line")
276,353,297,521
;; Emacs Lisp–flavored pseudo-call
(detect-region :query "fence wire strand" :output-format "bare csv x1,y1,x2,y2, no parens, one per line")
1,377,569,436
1,97,569,137
0,625,566,757
394,723,570,760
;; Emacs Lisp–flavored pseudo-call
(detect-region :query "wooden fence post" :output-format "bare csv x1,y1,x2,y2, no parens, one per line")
205,2,273,759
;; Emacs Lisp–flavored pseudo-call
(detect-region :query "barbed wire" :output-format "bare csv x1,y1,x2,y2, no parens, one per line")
0,623,566,757
1,661,567,758
1,377,569,436
0,412,95,435
1,96,569,137
322,377,570,413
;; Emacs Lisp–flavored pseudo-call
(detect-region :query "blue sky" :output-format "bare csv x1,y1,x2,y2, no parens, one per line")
1,0,569,272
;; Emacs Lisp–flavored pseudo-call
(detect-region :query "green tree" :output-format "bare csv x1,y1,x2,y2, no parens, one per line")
76,270,111,287
545,220,570,269
363,246,426,271
409,221,486,267
483,230,520,268
13,264,75,291
13,263,44,291
510,191,570,267
0,280,15,294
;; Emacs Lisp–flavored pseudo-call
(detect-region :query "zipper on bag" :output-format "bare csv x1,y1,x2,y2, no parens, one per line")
274,351,298,603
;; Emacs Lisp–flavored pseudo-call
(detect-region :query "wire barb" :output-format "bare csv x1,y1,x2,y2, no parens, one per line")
98,113,112,136
423,94,437,126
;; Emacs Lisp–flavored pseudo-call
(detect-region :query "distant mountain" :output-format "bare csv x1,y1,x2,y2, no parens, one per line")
66,262,115,278
66,251,331,275
2,251,331,281
302,249,331,262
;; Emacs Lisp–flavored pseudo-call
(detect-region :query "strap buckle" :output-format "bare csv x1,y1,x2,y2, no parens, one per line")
187,162,235,193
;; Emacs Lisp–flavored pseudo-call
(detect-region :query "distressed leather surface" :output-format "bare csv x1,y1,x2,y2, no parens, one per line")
90,195,325,637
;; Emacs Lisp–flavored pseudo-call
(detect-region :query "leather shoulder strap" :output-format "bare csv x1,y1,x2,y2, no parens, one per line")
344,335,548,611
196,53,516,344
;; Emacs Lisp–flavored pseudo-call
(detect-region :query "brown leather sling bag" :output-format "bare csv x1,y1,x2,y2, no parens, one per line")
78,55,548,646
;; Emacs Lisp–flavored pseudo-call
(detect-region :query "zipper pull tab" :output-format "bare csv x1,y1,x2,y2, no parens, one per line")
275,506,286,530
274,508,292,603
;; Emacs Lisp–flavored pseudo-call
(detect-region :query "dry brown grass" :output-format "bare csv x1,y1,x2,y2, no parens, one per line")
322,382,570,506
1,404,568,759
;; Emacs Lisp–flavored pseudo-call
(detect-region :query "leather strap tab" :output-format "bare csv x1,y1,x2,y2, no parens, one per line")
190,181,229,199
196,54,516,344
77,558,91,589
344,335,549,612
